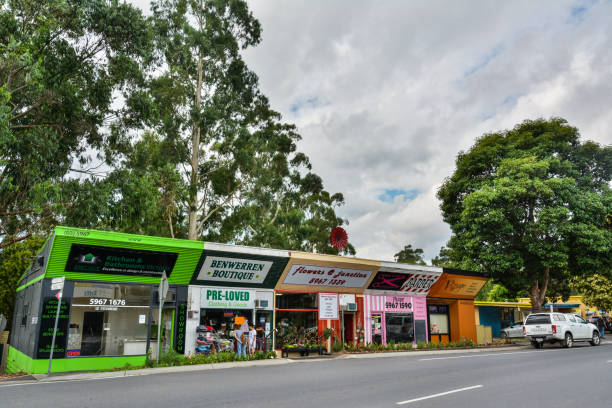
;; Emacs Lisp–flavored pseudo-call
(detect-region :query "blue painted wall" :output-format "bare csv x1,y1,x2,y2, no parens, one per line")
478,306,502,338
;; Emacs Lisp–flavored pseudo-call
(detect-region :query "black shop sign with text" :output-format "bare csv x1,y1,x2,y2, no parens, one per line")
65,244,178,278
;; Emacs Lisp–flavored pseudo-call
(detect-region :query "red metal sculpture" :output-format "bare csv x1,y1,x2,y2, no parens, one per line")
330,227,348,250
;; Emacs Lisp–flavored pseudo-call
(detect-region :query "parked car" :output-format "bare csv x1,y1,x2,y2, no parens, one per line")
500,322,524,338
523,312,600,348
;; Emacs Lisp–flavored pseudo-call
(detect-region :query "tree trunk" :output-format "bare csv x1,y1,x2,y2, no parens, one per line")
529,267,550,313
188,52,204,240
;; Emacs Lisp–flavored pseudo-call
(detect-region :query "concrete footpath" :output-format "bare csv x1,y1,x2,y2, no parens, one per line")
1,343,537,384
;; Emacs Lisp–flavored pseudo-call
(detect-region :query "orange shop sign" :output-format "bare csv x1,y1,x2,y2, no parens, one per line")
429,274,487,298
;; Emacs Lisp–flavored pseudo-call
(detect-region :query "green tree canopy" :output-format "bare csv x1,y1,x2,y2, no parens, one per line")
431,246,456,267
437,118,612,312
394,244,426,265
571,274,612,312
0,236,45,327
0,0,152,248
138,0,352,252
0,0,352,255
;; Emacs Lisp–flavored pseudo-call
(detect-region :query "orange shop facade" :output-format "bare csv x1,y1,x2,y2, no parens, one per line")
273,252,379,349
426,269,489,344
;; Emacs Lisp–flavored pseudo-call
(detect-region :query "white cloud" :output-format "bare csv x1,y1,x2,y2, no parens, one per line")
130,0,612,262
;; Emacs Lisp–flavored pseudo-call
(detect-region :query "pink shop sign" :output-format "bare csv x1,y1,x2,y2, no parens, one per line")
384,296,413,312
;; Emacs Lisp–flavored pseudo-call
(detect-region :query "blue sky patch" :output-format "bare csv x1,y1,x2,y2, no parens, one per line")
568,0,596,22
480,93,523,121
464,44,504,77
378,188,419,203
290,96,324,113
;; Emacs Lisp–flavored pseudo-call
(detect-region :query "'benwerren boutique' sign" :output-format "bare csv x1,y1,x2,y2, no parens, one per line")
283,264,374,288
200,287,255,309
196,256,273,284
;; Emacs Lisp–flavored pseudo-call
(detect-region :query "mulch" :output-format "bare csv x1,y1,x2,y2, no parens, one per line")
0,372,33,382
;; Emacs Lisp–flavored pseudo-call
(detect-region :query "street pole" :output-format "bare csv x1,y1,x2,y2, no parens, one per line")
47,291,62,376
157,270,169,363
341,308,345,351
157,299,162,362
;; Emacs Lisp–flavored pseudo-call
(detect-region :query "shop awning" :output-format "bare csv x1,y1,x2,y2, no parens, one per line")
542,303,580,309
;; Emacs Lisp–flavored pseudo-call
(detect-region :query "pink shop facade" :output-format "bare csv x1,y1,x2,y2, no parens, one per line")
363,263,442,345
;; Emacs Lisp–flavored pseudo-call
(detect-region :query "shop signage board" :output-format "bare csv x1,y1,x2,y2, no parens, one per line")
73,285,116,299
196,256,273,284
200,287,255,309
383,295,413,312
174,302,187,354
65,244,178,278
429,274,488,298
50,277,65,291
37,296,70,359
399,273,440,294
413,297,427,320
284,264,374,288
318,293,339,320
367,271,441,295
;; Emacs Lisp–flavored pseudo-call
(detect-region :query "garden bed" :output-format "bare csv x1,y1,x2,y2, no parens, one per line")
281,346,325,358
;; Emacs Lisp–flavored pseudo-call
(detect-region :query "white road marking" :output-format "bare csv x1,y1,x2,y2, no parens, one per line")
607,360,612,363
0,374,133,388
396,385,483,405
419,349,556,361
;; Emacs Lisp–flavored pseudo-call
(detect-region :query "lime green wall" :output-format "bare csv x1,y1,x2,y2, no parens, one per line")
45,226,204,284
7,346,35,374
7,346,147,374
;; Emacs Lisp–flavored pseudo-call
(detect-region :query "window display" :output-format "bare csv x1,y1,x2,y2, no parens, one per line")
68,283,151,356
275,311,318,348
428,305,449,335
385,313,414,343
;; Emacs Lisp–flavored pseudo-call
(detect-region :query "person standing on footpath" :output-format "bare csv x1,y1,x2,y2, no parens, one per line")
604,314,612,338
234,324,246,357
595,315,605,339
248,325,257,355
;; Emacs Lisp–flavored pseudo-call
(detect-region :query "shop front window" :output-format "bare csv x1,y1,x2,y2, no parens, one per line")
385,313,414,343
428,305,449,335
275,292,319,348
69,283,151,357
275,293,317,309
275,310,318,347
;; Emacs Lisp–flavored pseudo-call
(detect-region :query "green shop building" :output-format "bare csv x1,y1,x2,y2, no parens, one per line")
7,227,203,374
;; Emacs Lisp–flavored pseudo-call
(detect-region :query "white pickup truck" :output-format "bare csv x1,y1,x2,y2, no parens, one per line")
523,312,600,348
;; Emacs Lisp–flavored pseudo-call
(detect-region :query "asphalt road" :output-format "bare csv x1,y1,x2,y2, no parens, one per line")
2,343,611,408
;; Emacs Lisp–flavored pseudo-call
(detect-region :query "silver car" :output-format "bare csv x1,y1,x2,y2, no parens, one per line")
500,322,524,338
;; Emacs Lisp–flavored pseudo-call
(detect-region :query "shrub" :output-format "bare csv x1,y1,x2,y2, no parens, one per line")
322,328,332,340
455,337,475,347
417,341,427,349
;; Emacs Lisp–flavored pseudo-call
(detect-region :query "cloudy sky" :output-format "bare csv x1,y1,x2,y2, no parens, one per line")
134,0,612,263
